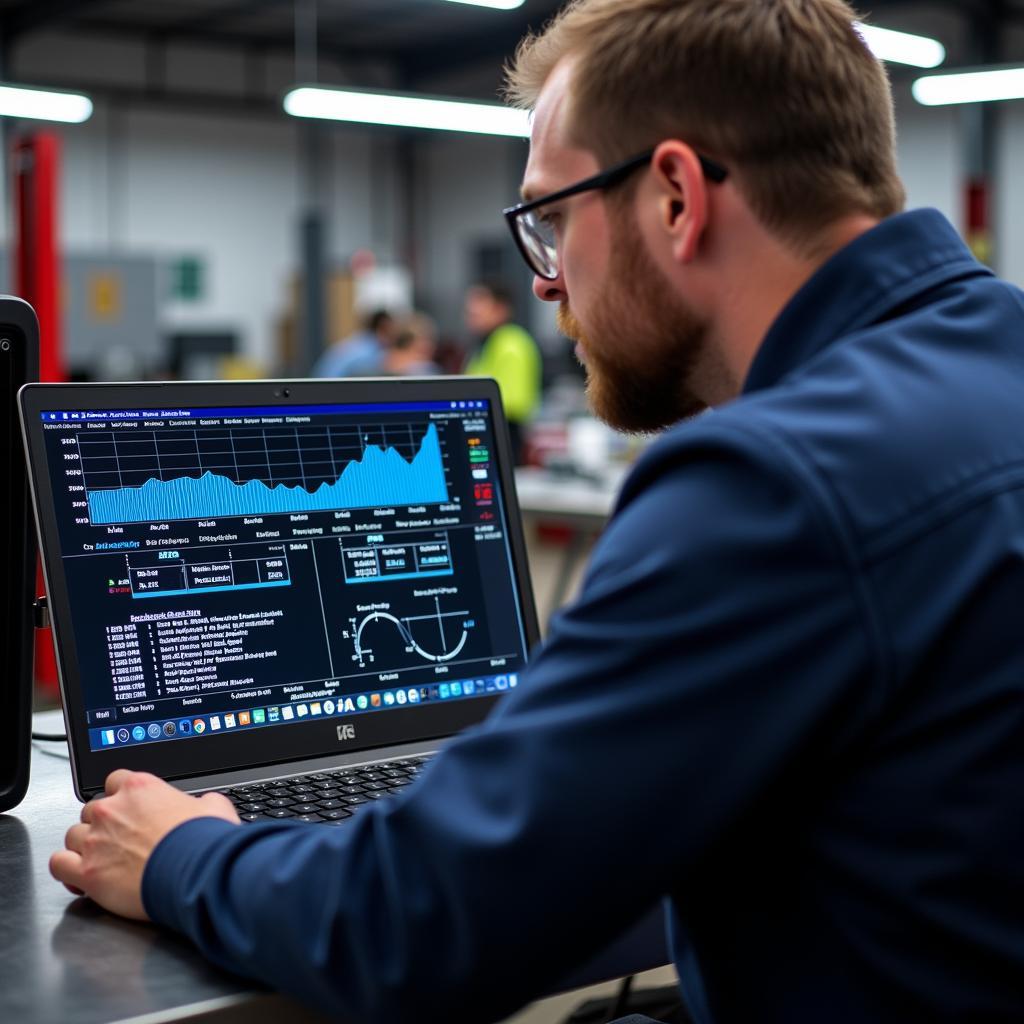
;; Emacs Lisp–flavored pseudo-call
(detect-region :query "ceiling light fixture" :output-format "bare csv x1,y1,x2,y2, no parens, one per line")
442,0,525,8
855,22,945,68
283,86,530,138
0,84,92,123
912,66,1024,105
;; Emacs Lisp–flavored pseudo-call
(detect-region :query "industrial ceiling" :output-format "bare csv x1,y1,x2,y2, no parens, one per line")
0,0,1022,116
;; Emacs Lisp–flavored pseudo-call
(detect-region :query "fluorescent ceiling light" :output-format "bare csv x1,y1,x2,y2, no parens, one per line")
443,0,524,7
855,22,945,68
0,84,92,123
284,86,530,138
912,66,1024,105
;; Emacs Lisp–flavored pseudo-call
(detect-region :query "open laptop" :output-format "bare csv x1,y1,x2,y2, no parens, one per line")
20,377,539,822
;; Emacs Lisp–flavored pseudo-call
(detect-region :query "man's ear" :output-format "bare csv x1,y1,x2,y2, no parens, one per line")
651,141,708,264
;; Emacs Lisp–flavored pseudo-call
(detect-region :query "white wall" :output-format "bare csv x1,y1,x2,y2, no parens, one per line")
996,103,1024,289
893,85,963,224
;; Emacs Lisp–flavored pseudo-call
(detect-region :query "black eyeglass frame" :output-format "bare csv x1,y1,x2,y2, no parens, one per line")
503,147,728,280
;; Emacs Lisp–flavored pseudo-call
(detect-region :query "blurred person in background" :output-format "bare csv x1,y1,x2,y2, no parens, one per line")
312,309,397,378
463,280,542,462
385,313,440,376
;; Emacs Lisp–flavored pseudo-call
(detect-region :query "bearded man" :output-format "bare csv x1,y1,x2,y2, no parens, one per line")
52,2,1024,1022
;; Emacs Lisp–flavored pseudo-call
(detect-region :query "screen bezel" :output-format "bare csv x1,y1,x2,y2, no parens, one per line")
0,298,38,813
20,376,540,800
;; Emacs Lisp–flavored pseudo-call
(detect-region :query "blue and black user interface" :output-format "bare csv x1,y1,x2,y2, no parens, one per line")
37,400,529,751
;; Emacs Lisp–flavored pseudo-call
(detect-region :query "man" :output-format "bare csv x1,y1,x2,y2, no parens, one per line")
52,2,1024,1022
463,280,542,462
312,309,396,378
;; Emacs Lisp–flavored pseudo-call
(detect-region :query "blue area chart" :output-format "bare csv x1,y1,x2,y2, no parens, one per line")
87,423,449,524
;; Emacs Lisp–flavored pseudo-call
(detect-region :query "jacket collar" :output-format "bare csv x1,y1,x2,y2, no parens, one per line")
743,208,991,395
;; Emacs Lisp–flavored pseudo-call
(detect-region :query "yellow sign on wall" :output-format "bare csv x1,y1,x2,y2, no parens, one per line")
89,272,122,321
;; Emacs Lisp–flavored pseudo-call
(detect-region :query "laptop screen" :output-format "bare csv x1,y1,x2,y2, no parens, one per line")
26,383,534,792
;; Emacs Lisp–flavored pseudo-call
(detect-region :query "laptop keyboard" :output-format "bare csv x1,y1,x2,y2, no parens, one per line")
216,755,432,825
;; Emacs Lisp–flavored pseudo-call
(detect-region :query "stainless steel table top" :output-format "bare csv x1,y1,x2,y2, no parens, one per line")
0,712,319,1024
1,713,666,1023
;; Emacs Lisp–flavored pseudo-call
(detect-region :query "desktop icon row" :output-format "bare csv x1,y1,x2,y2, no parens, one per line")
95,673,519,750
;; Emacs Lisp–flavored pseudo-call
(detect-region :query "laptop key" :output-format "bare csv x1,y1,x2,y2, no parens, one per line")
239,812,266,822
289,803,320,814
343,795,369,806
295,814,321,823
320,809,352,820
291,784,315,793
266,798,292,808
266,808,295,818
318,799,344,809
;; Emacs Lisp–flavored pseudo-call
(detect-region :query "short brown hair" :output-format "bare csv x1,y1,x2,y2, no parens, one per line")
506,0,905,248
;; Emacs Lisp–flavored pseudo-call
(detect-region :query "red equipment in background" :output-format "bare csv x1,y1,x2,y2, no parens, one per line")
14,133,64,696
965,177,992,267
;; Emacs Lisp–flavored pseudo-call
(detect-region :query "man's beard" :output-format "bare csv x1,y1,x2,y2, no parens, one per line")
557,218,709,433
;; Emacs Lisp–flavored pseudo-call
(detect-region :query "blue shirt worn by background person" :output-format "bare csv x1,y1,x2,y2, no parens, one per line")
143,209,1024,1024
312,330,383,378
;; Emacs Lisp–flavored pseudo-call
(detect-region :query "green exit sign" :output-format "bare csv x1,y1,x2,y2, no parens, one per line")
170,257,204,301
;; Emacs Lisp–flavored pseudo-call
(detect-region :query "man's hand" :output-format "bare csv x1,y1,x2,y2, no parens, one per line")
50,770,240,920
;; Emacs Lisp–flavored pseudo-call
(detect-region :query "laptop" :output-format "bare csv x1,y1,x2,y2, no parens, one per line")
20,377,539,821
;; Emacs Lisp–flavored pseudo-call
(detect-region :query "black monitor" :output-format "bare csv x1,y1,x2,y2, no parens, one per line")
0,297,38,813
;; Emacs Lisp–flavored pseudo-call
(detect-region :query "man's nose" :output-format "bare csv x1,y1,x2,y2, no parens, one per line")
533,271,566,303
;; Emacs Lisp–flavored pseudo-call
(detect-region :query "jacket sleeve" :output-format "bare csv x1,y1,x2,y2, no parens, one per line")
141,419,882,1024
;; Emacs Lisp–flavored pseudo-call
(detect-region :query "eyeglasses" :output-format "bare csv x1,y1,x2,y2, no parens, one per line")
503,147,728,281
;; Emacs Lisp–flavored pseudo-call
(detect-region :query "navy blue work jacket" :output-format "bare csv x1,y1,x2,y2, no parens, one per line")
143,209,1024,1023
